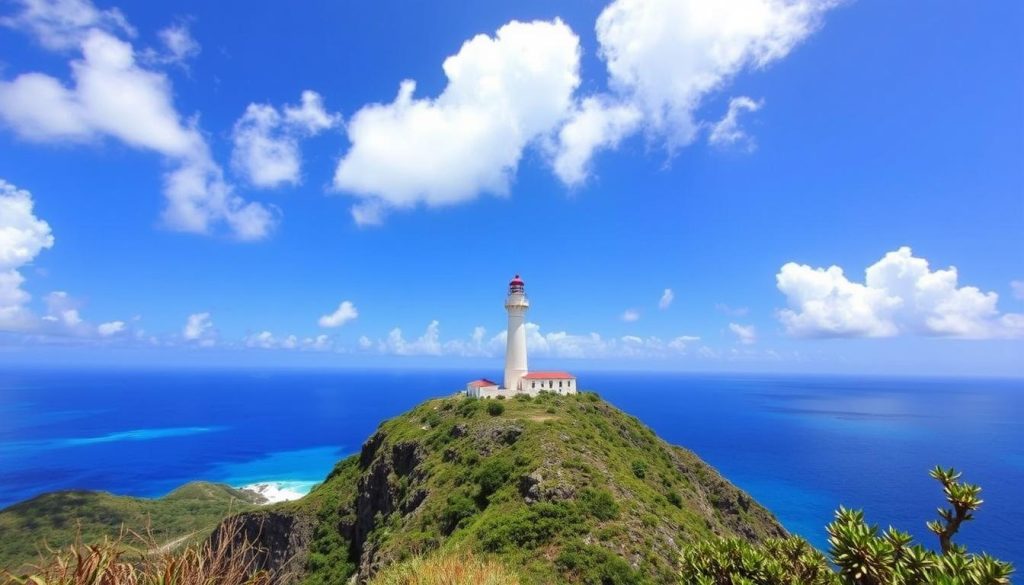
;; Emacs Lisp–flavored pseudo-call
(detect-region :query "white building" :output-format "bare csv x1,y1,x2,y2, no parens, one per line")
465,275,577,399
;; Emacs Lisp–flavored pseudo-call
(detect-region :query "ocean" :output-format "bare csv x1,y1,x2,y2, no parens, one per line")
0,369,1021,566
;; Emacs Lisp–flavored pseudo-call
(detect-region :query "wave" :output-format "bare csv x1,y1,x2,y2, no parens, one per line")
0,426,222,455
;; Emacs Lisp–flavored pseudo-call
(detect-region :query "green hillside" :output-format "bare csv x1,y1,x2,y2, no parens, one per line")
225,391,786,584
0,481,263,572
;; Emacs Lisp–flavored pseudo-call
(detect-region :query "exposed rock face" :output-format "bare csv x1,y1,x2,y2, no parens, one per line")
211,511,314,585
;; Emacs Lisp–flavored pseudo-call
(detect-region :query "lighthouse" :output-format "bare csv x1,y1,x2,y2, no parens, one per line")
504,274,529,391
463,275,576,398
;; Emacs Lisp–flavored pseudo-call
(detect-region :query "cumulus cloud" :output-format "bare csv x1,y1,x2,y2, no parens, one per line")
182,311,215,345
658,288,674,309
551,97,640,186
42,291,83,328
0,1,274,240
379,320,443,356
708,96,763,150
0,179,54,330
777,247,1024,339
251,332,334,351
367,320,699,360
621,308,640,322
318,300,358,328
0,0,134,51
231,91,341,188
552,0,838,184
333,19,580,224
0,179,132,338
729,322,757,345
97,320,125,336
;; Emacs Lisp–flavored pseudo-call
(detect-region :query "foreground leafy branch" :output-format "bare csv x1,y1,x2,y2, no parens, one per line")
681,467,1014,585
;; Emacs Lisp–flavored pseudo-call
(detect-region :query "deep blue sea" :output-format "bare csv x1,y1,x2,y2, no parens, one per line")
1,369,1021,566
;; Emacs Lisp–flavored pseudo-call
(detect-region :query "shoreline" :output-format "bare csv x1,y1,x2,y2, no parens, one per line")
237,480,318,504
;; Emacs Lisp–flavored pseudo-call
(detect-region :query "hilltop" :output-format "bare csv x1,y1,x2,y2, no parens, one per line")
222,391,786,584
0,482,263,571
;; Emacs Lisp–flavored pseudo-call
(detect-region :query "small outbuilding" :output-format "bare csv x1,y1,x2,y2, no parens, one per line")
521,371,576,396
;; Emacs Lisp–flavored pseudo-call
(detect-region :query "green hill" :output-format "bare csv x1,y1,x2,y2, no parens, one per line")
0,481,263,572
220,392,786,584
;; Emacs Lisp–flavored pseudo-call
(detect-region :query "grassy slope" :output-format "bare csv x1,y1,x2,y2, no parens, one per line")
279,392,785,585
0,481,263,572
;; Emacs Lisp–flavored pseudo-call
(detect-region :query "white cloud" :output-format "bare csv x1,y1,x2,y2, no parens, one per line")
318,300,358,328
182,311,214,345
708,96,763,150
1012,280,1024,301
0,179,132,338
0,0,134,51
334,19,580,224
231,91,340,188
244,330,333,351
552,0,837,184
369,320,699,360
0,179,54,330
729,322,757,345
97,320,125,336
777,247,1024,339
380,320,443,356
658,288,674,310
155,22,199,64
551,97,640,186
0,3,274,240
621,308,640,322
42,291,82,328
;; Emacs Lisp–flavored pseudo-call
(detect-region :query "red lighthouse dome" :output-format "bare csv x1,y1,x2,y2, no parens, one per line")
509,274,525,294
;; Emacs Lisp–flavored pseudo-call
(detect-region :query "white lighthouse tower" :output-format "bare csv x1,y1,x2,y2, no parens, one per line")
503,274,529,391
463,275,576,399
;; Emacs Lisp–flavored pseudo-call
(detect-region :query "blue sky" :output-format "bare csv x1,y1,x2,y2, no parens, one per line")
0,0,1022,375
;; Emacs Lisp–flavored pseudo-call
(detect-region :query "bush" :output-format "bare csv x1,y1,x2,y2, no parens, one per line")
474,457,513,501
487,402,505,416
666,491,683,508
631,460,647,479
478,502,577,552
578,488,619,521
456,398,480,417
556,541,645,585
440,492,478,534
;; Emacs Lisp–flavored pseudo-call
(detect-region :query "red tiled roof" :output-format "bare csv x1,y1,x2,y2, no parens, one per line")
468,378,499,387
522,371,574,380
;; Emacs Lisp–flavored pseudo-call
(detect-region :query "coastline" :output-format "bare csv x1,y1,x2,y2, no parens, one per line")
237,480,318,504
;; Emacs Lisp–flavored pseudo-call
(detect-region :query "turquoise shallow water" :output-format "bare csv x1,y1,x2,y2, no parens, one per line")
0,369,1021,565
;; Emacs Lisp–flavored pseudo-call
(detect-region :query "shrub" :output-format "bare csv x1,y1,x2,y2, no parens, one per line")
440,492,478,534
474,458,513,501
578,488,619,521
556,541,645,585
631,460,647,479
478,502,577,552
456,399,480,417
666,491,683,508
487,402,505,416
